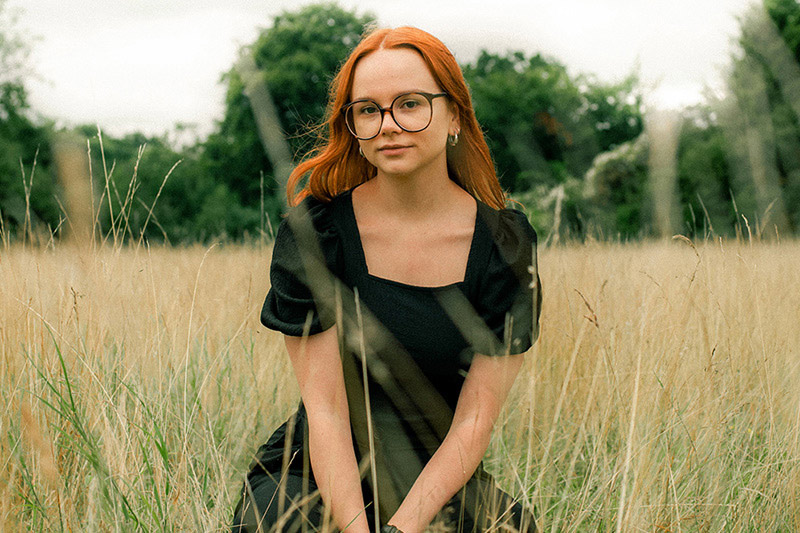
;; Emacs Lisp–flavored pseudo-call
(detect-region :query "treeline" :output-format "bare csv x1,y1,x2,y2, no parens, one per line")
1,0,799,244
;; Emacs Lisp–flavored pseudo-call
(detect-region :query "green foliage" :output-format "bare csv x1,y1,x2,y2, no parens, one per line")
201,3,375,228
722,0,800,235
464,50,643,240
619,0,800,240
583,133,650,238
72,127,261,244
676,108,737,237
0,1,59,238
542,0,800,242
577,73,645,153
13,0,800,243
464,51,585,192
511,174,587,244
464,51,643,195
3,3,378,244
251,3,374,153
1,0,648,244
764,0,800,60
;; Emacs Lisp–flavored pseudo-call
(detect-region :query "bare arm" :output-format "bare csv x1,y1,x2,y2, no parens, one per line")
387,351,525,533
284,327,370,533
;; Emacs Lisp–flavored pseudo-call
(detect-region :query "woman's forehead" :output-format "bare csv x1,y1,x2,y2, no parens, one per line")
350,48,440,101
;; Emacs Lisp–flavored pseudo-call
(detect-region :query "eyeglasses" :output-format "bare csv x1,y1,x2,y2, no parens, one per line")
342,91,448,140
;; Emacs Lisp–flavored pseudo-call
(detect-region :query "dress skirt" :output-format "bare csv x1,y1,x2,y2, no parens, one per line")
230,409,537,532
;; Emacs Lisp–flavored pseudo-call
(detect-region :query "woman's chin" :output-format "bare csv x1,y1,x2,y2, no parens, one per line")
375,162,418,179
373,155,444,181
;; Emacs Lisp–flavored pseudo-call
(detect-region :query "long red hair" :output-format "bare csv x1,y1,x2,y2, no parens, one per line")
286,26,506,209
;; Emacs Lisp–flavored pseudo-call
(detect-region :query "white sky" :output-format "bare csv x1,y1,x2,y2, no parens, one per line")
10,0,757,139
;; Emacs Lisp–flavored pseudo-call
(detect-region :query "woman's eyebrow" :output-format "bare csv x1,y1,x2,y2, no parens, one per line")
349,89,435,102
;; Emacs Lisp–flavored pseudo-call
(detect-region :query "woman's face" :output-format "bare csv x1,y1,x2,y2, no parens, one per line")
349,48,459,180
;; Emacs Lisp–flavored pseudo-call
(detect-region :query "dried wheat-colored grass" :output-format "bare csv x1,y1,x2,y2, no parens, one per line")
489,238,800,531
1,238,798,531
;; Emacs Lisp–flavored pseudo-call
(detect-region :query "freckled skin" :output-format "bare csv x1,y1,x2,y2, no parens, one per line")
351,48,459,181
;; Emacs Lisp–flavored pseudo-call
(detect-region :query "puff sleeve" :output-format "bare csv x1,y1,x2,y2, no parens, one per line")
260,196,343,337
475,209,542,356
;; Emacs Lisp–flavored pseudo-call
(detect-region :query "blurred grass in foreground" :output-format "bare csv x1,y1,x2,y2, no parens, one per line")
1,239,798,531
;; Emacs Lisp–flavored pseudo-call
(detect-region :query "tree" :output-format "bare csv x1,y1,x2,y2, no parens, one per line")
463,51,585,193
582,133,650,238
69,126,257,244
719,0,800,235
463,50,643,240
200,3,375,227
462,51,643,195
576,73,644,154
0,0,58,240
675,107,737,238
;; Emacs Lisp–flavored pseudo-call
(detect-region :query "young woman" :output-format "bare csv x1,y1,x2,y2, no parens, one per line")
232,26,542,533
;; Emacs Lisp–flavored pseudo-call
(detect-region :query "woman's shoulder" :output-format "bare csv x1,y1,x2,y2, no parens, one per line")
278,192,357,247
477,202,537,265
284,194,336,231
287,188,355,223
470,201,540,355
270,193,348,273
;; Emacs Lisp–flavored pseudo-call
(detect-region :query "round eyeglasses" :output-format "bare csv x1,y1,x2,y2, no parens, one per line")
342,91,448,140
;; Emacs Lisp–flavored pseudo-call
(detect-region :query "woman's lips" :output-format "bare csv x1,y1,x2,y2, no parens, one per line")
377,145,411,155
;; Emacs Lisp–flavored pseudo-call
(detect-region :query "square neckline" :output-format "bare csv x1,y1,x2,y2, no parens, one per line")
342,188,481,291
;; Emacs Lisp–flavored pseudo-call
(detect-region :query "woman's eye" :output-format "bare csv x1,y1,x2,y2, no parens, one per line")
399,99,420,110
359,104,379,115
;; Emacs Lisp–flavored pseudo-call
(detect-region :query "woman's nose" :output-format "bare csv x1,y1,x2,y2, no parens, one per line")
379,108,402,134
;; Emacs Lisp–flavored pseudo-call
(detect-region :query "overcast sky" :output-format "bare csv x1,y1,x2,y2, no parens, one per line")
10,0,757,139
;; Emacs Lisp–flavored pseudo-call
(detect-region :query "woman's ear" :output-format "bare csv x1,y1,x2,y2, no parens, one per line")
448,101,461,133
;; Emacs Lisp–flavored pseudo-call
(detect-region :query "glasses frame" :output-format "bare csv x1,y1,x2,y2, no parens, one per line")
341,91,449,140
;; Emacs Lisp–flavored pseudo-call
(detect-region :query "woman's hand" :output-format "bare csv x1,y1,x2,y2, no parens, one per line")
387,351,525,533
285,327,371,533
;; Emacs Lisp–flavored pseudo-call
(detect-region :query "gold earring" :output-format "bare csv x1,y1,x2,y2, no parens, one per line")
447,132,459,146
359,146,364,157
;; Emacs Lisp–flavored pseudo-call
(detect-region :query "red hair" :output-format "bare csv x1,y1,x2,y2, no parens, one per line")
286,26,506,210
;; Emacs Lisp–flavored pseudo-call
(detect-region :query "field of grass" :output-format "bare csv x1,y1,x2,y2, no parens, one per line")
1,238,798,531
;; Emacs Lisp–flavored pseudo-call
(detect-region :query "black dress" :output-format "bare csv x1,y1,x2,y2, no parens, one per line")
233,189,541,532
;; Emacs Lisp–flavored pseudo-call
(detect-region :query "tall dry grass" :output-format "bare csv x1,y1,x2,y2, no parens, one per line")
1,236,798,530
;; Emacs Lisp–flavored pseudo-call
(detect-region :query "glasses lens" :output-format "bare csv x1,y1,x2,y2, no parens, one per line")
345,100,382,139
344,93,436,139
392,93,432,132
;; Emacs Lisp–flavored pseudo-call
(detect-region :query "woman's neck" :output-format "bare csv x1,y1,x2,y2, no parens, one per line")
369,167,465,221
